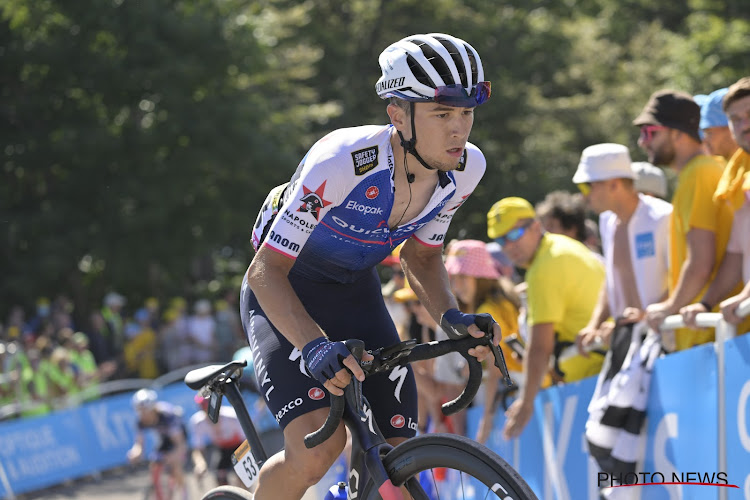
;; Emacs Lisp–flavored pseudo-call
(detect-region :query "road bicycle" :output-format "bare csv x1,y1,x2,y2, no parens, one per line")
184,329,538,500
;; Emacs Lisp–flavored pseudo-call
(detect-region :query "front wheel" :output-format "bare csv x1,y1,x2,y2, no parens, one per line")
201,485,253,499
362,433,538,500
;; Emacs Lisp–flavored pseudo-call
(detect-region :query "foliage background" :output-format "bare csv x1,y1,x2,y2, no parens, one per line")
2,0,748,320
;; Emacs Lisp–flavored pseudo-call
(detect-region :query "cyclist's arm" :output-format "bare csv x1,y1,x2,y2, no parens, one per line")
247,246,327,350
246,246,366,388
399,239,459,323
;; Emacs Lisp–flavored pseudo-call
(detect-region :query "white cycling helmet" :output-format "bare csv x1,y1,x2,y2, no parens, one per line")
375,33,490,107
132,388,158,410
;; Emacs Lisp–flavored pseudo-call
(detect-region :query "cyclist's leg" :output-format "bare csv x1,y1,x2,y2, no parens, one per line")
253,409,347,500
240,275,349,500
163,448,188,500
149,460,166,500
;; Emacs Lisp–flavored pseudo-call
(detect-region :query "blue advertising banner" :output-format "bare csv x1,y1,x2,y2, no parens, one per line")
642,342,719,500
0,339,745,500
724,334,750,499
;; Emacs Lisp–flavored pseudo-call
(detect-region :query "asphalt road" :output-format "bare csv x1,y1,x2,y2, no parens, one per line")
13,463,323,500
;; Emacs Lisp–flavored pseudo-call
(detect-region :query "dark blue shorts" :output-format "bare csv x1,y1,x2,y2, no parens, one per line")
240,267,417,439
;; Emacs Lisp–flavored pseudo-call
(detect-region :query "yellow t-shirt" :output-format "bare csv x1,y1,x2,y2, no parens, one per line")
670,155,735,350
525,233,606,382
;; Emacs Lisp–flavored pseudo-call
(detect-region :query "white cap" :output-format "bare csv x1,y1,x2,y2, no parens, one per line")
632,161,668,198
572,143,635,184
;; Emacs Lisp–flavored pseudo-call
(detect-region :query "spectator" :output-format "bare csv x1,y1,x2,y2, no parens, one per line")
695,88,738,160
572,144,673,487
682,77,750,331
158,308,183,372
487,197,605,439
214,299,243,360
124,308,160,379
69,331,99,400
574,144,672,348
535,190,587,243
187,299,217,364
634,89,736,350
443,239,526,443
100,292,127,371
632,161,669,200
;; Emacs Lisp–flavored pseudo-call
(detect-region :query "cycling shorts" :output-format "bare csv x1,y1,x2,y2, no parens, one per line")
240,267,418,440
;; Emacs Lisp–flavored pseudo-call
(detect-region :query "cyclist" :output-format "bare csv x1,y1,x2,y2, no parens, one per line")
127,388,188,500
189,394,245,486
242,33,500,500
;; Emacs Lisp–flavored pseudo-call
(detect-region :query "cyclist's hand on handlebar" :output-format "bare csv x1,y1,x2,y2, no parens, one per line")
302,337,372,396
440,309,499,361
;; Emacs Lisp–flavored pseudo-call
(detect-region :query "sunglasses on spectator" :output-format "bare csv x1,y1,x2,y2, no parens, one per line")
434,82,492,107
577,182,591,196
495,220,533,247
639,125,668,143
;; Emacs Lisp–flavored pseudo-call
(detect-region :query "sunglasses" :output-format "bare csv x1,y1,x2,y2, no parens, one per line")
577,182,591,196
495,221,533,247
639,125,668,143
434,81,491,107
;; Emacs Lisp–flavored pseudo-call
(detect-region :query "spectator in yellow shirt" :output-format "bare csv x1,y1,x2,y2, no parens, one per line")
682,77,750,333
633,89,736,350
487,197,605,439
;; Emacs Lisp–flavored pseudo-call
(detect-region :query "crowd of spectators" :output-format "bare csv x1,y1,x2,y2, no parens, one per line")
0,290,245,419
378,77,750,495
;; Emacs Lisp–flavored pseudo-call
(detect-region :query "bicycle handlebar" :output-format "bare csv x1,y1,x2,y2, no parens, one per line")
304,332,511,449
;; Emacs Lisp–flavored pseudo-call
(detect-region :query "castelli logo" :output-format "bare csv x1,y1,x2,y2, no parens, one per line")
365,186,379,199
308,388,325,400
390,414,405,428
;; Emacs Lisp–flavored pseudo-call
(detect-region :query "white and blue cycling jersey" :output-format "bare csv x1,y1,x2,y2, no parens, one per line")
251,124,485,282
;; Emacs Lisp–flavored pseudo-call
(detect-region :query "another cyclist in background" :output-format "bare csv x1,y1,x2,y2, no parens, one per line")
189,394,245,486
243,33,500,500
127,388,189,500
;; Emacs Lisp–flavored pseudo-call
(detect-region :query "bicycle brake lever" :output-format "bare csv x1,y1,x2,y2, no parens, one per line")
489,340,513,387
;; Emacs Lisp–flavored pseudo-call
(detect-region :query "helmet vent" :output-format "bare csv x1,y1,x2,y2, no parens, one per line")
415,41,456,86
406,53,436,89
434,37,468,88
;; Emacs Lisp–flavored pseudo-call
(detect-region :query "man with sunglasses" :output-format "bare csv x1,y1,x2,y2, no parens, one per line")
487,197,605,439
243,33,500,500
633,89,735,350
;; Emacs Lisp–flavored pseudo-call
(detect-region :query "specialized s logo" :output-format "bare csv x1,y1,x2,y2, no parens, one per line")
297,181,332,221
352,146,379,176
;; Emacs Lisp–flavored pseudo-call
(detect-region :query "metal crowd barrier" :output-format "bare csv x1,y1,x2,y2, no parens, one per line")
659,296,750,500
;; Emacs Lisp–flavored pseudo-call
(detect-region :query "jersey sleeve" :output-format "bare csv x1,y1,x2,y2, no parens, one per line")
412,146,486,247
260,139,352,259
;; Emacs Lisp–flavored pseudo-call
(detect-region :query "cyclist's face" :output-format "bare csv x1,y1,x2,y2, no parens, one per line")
398,102,475,171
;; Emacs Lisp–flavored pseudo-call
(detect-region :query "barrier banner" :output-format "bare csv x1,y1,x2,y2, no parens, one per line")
724,334,750,499
642,342,718,500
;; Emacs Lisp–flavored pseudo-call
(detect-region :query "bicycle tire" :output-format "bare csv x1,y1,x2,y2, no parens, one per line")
201,485,254,499
359,433,538,500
